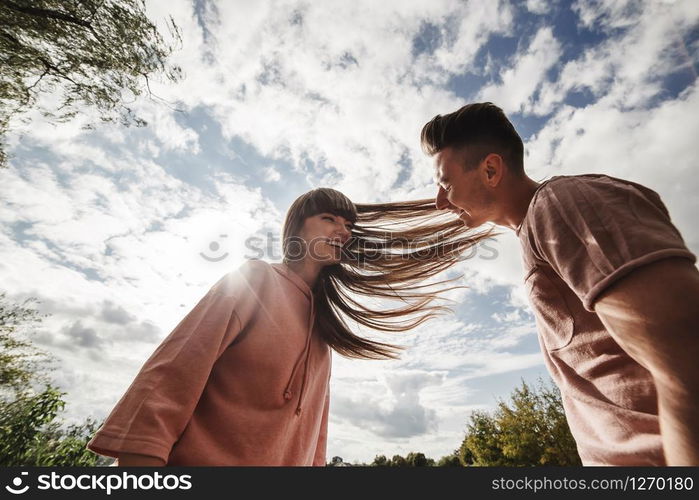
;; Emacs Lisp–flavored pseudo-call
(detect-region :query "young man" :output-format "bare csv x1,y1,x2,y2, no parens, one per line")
421,102,699,466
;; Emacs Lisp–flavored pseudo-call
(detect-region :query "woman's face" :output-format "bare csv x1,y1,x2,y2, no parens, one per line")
291,212,353,266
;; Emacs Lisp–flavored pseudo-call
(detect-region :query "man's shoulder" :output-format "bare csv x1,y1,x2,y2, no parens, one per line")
525,175,587,217
536,173,631,195
520,174,644,249
520,173,670,254
530,173,660,212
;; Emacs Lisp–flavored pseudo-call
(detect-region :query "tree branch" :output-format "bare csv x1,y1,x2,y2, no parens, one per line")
0,30,21,47
39,57,80,88
0,0,92,29
25,68,50,93
141,72,184,112
85,0,106,23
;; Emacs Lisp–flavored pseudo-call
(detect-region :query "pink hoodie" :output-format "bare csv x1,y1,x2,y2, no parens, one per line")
87,260,331,466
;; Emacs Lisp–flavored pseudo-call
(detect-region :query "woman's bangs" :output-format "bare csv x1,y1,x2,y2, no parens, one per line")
304,188,357,223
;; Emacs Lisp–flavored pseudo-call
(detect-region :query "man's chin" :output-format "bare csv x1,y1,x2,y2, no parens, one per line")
460,215,484,229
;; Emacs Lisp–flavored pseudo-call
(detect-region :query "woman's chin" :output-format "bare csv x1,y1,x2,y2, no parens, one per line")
326,253,344,265
322,256,342,266
305,253,341,266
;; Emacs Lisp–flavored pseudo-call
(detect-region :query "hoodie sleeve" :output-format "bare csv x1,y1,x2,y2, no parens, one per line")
86,262,262,463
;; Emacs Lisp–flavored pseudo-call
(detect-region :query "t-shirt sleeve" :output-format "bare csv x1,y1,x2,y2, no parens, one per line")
86,262,263,463
528,176,696,311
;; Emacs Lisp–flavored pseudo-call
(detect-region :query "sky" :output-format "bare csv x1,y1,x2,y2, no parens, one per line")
1,0,698,464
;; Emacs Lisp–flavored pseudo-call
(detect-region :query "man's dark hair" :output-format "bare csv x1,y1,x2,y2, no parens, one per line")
420,102,525,175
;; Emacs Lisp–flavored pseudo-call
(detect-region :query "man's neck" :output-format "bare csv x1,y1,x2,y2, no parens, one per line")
494,175,541,231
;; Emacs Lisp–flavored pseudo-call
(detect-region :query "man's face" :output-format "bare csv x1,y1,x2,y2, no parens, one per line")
434,146,495,228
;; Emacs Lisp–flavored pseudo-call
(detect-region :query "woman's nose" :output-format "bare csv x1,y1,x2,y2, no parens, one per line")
338,226,351,241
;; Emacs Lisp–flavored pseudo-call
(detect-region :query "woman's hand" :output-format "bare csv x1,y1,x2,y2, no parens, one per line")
116,452,166,466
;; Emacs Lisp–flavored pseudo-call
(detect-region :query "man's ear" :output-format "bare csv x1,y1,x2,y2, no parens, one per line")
481,153,504,187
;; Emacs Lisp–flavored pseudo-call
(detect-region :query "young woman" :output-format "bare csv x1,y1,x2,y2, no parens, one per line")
86,188,491,466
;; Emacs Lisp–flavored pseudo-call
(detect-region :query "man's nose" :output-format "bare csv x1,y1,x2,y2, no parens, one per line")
435,186,451,210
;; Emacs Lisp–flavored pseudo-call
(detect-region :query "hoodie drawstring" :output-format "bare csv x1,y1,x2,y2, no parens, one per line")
282,293,315,417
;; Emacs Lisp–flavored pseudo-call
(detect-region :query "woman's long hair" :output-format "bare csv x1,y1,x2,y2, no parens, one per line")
282,188,495,360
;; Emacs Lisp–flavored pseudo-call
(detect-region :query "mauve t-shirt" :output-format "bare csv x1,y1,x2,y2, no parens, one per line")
517,174,696,465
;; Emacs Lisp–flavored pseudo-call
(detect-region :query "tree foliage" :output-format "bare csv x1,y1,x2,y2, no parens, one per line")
0,292,110,465
368,452,447,467
0,0,183,167
405,451,434,467
436,453,462,467
459,379,581,466
0,292,52,394
371,454,389,466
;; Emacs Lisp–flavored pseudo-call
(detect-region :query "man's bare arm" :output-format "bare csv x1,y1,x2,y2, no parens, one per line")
594,257,699,465
117,452,166,466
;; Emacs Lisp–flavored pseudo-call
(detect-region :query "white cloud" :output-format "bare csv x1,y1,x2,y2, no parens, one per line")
572,0,642,30
136,100,201,154
263,166,281,182
526,0,551,15
527,83,699,253
329,300,543,461
479,26,562,115
331,370,443,439
534,0,699,115
412,1,514,83
132,0,517,202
